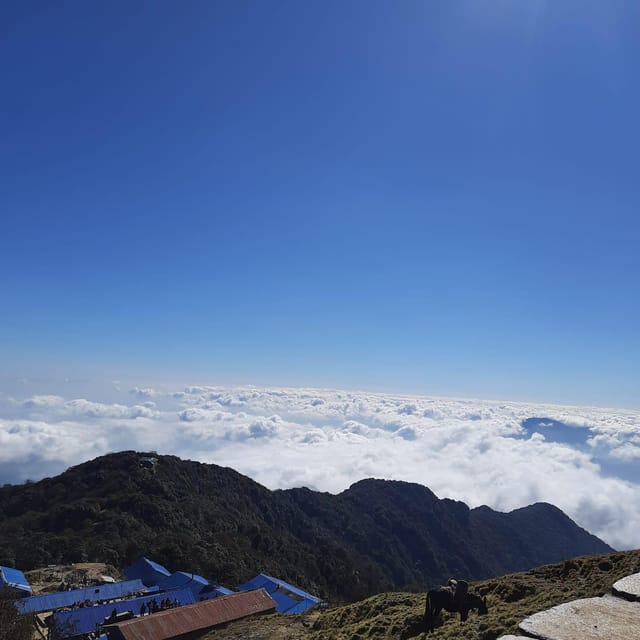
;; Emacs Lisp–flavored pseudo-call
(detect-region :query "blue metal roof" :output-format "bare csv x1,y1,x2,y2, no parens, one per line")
236,574,321,614
198,583,235,600
286,598,321,614
15,579,146,614
0,566,32,594
51,588,196,638
123,557,170,587
158,572,209,596
270,590,299,612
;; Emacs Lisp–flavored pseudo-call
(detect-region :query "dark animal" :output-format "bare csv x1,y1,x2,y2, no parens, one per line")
423,584,488,633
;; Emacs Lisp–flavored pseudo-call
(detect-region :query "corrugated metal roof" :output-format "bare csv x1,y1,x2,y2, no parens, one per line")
286,598,320,614
0,566,32,593
15,579,146,614
237,573,321,613
103,588,276,640
158,572,209,596
52,588,196,638
199,584,234,599
270,591,298,612
139,558,169,575
123,558,170,587
238,573,321,602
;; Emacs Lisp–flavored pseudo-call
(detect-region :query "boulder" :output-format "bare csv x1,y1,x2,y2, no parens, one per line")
612,572,640,601
519,595,640,640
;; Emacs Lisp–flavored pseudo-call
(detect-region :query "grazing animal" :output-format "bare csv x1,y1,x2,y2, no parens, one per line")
423,583,488,633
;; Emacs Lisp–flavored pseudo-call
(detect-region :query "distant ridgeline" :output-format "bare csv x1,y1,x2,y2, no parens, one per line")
0,451,613,601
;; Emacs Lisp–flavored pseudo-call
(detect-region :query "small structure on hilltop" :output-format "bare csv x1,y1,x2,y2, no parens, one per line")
123,557,170,588
138,456,158,470
0,565,32,596
237,573,322,614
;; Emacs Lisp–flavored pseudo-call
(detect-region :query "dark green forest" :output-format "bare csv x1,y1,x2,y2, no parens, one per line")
0,452,612,602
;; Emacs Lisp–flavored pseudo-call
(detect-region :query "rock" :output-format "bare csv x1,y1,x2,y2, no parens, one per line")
612,572,640,601
519,595,640,640
496,636,522,639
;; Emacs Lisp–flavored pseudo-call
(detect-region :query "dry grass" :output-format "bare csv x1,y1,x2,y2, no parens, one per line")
204,549,640,640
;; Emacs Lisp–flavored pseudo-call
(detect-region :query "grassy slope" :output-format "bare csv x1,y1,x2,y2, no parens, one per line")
206,549,640,640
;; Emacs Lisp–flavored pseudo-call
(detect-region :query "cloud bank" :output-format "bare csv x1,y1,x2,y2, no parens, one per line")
1,385,639,550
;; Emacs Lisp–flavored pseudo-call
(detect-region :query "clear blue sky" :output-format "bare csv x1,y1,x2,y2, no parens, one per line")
1,1,638,407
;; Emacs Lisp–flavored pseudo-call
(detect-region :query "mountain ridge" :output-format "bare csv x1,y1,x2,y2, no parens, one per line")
0,451,613,601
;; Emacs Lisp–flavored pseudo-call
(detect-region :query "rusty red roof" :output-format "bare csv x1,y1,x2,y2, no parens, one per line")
103,588,276,640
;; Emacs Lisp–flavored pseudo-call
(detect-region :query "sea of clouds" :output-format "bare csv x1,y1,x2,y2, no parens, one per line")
1,384,639,550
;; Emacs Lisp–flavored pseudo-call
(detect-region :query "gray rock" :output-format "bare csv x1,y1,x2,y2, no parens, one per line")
496,636,522,639
519,595,640,640
613,572,640,601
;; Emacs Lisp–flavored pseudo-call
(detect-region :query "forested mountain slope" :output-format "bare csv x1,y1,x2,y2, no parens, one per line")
0,451,612,601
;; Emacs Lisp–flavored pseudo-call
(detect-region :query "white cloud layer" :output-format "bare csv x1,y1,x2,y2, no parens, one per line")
1,385,639,550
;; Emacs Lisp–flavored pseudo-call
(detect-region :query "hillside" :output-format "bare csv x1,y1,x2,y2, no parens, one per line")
203,549,640,640
0,451,612,602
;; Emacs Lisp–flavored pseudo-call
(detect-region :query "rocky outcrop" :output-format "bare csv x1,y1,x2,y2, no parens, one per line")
498,572,640,640
518,595,639,639
612,573,640,601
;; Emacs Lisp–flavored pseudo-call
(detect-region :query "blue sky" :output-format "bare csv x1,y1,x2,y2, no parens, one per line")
2,1,639,407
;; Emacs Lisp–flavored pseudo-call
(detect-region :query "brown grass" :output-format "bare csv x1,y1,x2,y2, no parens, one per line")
203,549,640,640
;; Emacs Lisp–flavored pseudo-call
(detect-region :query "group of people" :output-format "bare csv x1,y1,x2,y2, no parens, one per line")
138,596,181,616
71,599,94,608
60,590,148,612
